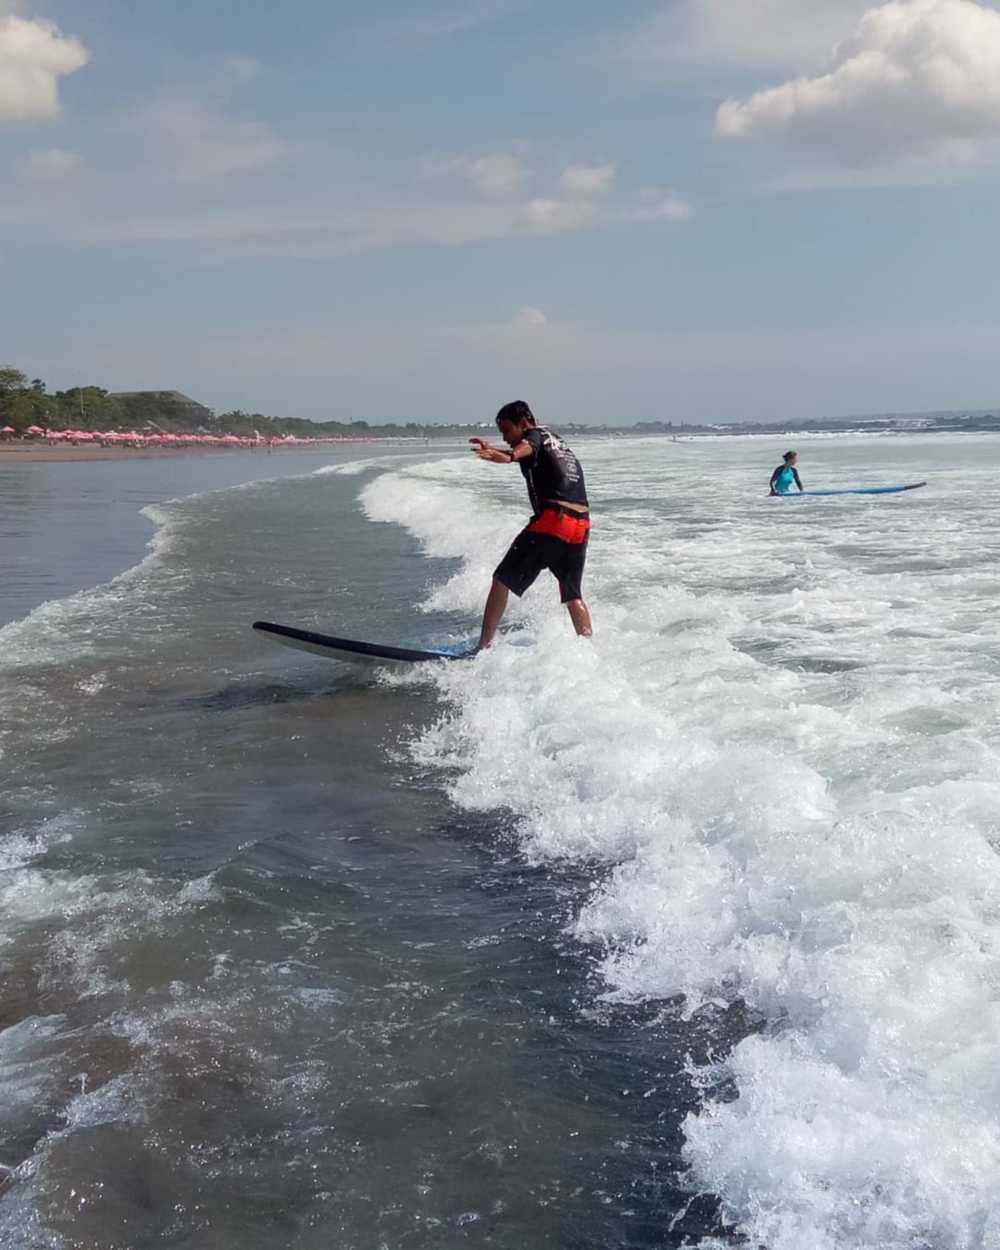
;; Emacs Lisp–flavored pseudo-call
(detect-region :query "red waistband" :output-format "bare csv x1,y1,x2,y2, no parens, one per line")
527,507,591,544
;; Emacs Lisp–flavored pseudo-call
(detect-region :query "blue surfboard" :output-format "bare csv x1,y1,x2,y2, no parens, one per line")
775,481,927,498
253,621,474,664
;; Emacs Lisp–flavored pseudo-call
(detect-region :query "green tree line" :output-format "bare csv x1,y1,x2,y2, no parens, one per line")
0,368,121,431
0,366,459,438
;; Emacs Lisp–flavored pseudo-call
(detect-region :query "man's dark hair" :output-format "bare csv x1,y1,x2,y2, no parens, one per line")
783,450,796,462
496,400,536,427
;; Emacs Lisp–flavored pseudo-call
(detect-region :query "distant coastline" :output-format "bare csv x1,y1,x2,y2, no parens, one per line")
3,416,998,465
2,363,997,445
617,409,1000,437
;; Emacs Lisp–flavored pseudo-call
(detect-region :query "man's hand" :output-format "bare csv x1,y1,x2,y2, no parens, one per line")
469,438,512,464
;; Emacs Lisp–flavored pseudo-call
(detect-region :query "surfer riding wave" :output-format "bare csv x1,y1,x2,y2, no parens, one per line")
470,401,593,650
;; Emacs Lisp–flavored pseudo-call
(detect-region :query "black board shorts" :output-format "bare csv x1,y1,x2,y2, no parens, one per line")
494,507,590,604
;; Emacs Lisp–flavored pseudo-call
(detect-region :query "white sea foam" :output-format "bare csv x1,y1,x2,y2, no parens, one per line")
362,436,1000,1250
313,457,389,477
0,1016,69,1128
313,449,457,478
0,500,187,675
0,468,305,672
0,859,222,1003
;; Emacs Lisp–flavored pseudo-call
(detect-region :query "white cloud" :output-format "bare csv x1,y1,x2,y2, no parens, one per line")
559,163,616,196
630,190,695,222
519,196,595,232
124,58,297,182
461,151,529,198
381,1,523,45
14,146,83,180
0,15,88,123
2,126,690,260
221,54,260,84
611,1,871,74
139,93,295,181
418,154,687,233
510,305,548,330
423,152,617,202
717,0,1000,165
64,177,691,260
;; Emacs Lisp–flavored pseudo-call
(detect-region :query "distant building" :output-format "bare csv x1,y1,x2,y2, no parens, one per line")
109,390,214,427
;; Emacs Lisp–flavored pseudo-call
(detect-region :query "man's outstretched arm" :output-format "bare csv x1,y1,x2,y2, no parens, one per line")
469,437,531,464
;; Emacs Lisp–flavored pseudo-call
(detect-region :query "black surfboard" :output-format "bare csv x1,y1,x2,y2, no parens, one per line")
252,621,474,664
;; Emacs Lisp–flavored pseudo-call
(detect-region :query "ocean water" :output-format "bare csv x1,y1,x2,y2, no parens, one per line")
1,434,999,1250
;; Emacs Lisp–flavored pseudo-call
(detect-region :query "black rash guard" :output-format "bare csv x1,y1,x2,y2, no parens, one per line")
517,427,588,515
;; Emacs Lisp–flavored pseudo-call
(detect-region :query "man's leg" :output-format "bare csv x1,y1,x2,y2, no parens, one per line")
565,598,592,637
559,535,592,637
477,577,509,650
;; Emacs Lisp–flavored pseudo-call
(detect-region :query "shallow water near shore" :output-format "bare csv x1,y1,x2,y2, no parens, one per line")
2,434,999,1249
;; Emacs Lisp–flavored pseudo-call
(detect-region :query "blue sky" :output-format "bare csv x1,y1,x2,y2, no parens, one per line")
2,0,999,423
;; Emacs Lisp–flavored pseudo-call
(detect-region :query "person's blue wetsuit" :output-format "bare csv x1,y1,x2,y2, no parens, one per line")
770,463,803,495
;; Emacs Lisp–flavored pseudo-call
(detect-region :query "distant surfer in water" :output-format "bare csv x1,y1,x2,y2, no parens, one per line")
470,401,592,650
769,450,803,495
